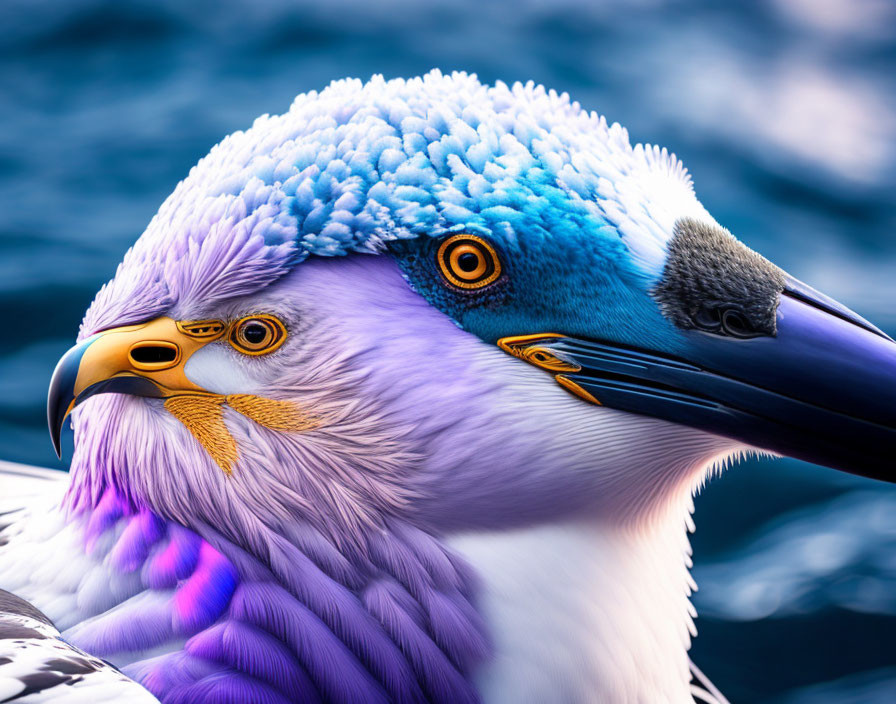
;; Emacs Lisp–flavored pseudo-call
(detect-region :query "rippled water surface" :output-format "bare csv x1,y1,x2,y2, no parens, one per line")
1,1,895,701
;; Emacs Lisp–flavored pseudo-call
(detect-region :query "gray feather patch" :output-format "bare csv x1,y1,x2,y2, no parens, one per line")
652,218,785,335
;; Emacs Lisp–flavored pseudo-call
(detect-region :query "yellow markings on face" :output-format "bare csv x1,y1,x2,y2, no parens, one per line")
497,333,601,406
165,394,319,475
497,333,581,373
162,315,298,473
225,394,319,433
165,395,238,476
555,375,601,405
176,319,227,340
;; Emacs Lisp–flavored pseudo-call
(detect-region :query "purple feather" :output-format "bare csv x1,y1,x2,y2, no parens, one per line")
145,523,202,589
186,620,321,702
231,581,395,703
110,509,165,574
166,671,295,704
173,541,238,635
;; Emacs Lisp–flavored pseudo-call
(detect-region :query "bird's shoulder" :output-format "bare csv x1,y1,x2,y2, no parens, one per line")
0,588,159,703
0,474,341,703
0,473,239,701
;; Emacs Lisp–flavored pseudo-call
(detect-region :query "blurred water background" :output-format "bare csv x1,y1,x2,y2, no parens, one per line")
1,0,894,700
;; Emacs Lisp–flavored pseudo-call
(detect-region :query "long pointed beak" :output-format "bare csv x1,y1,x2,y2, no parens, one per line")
47,317,225,458
499,282,896,483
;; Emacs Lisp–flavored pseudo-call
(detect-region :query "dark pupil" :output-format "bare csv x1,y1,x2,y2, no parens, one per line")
457,251,480,272
243,323,268,344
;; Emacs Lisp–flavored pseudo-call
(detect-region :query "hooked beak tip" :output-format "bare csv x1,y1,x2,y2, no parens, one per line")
47,339,94,459
47,339,91,461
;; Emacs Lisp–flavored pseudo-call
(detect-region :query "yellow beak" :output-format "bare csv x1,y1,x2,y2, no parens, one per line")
48,316,315,474
68,317,226,401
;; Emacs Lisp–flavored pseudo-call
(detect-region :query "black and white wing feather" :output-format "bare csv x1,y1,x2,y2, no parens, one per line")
0,589,158,703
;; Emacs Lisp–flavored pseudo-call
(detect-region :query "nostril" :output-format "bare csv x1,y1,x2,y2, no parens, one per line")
129,343,179,367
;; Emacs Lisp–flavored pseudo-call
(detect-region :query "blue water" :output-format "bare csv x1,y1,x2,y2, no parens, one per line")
1,1,894,700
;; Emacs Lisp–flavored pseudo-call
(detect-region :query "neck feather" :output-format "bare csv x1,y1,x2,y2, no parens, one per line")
61,484,491,704
447,471,702,704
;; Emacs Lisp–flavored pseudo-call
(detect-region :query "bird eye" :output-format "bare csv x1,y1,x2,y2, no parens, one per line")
437,234,502,290
229,315,287,355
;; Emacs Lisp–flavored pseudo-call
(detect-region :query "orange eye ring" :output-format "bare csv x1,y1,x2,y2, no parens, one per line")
229,315,287,356
448,244,488,281
437,235,502,289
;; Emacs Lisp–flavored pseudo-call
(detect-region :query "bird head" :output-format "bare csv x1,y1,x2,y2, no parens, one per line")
48,72,896,540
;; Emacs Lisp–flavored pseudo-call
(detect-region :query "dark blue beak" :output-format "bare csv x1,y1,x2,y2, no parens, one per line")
499,280,896,483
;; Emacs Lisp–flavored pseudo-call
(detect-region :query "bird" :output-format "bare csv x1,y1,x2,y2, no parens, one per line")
1,70,894,704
